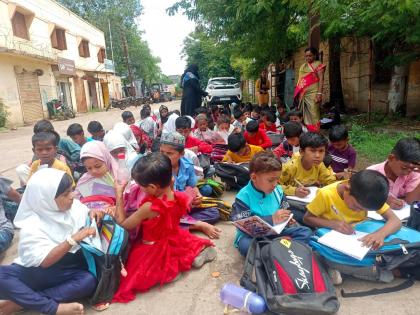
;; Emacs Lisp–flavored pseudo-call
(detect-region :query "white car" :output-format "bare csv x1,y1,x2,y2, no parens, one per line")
205,77,242,106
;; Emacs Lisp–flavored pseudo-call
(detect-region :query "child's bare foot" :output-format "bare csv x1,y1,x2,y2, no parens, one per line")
56,303,84,315
0,301,22,315
193,247,217,268
195,222,222,239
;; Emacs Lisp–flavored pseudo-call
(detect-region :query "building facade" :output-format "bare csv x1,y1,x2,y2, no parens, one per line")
0,0,122,126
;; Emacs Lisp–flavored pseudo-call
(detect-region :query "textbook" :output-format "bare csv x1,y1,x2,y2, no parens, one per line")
233,214,293,237
317,230,371,261
286,186,318,204
83,218,113,253
368,203,411,222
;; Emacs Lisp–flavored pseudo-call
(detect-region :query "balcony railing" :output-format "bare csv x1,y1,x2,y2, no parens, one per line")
0,25,57,61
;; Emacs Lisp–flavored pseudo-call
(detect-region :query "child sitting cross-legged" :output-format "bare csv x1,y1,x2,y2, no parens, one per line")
87,121,106,141
28,132,74,185
159,132,222,239
232,151,312,256
273,121,302,163
287,110,308,133
328,125,357,174
303,170,401,284
66,123,92,147
192,114,225,144
112,153,216,303
279,132,336,197
368,138,420,209
259,110,277,133
244,120,273,149
214,115,235,144
176,116,213,155
223,133,264,164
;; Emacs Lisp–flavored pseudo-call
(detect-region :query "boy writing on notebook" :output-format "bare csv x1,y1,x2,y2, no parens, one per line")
223,133,264,164
279,132,336,198
232,151,312,256
367,138,420,209
303,170,401,284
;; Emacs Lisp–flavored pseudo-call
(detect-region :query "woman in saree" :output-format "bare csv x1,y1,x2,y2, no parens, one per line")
294,47,326,132
256,69,270,107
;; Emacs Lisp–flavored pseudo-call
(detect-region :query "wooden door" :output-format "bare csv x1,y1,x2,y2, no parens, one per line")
15,71,44,123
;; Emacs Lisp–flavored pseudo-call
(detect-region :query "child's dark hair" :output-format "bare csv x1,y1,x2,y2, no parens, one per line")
246,120,259,133
391,138,420,163
244,103,253,112
287,110,303,120
55,173,73,198
300,132,328,150
269,105,277,114
349,170,389,210
175,116,191,129
251,105,261,115
262,111,276,123
233,108,244,120
122,111,134,122
67,123,84,137
249,151,282,174
131,153,172,188
140,106,151,119
87,121,104,133
284,121,303,138
329,125,348,142
217,115,231,126
33,119,54,133
227,133,246,153
32,131,58,147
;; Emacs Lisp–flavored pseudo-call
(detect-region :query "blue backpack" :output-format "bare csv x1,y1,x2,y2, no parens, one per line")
81,215,129,306
310,220,420,296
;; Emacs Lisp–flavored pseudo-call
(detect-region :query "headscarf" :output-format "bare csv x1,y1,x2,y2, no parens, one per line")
14,168,89,267
77,140,119,186
181,64,199,88
162,112,179,135
103,130,140,172
159,105,169,125
113,122,139,150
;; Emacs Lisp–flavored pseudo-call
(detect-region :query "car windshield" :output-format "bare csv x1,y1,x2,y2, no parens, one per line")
209,79,237,86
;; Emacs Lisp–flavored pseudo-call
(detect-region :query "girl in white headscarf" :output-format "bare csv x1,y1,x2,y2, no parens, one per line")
0,168,99,315
104,130,141,172
113,122,139,151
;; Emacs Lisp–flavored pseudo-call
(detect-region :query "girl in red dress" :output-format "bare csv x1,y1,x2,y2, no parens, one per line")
112,153,216,303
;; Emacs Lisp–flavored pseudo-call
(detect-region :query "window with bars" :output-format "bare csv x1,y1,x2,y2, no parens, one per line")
78,40,90,58
51,28,67,50
11,11,29,40
97,48,106,63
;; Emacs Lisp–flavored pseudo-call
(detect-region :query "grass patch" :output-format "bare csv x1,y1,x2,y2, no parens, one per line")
348,123,420,164
89,107,103,113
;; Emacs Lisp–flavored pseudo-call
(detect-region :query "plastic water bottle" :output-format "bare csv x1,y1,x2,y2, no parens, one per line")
116,153,130,184
220,283,266,314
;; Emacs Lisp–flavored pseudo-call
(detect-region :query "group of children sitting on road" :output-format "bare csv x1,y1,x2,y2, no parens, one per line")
0,100,419,314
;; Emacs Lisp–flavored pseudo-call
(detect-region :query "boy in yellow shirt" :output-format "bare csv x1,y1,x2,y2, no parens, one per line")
304,170,401,284
223,133,264,164
279,132,336,197
28,132,75,185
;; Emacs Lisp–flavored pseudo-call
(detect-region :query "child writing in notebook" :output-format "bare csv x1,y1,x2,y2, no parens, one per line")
303,170,401,284
232,151,312,256
223,133,264,164
112,153,216,303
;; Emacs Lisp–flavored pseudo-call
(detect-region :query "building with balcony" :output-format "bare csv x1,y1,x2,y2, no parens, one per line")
0,0,122,126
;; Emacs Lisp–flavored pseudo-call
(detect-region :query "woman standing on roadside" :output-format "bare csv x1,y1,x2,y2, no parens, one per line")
293,47,326,133
180,64,208,116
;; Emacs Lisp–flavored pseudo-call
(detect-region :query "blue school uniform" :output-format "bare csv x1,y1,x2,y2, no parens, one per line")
173,157,197,192
233,181,312,257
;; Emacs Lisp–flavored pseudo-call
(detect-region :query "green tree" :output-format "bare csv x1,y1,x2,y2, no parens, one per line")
58,0,162,84
181,30,240,86
168,0,308,79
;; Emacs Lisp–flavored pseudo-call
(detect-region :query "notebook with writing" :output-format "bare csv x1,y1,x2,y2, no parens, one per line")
233,214,293,237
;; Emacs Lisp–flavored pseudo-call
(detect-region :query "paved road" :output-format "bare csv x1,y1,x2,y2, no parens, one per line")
1,100,419,314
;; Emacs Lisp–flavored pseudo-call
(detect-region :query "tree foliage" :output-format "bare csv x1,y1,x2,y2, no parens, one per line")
181,30,240,86
168,0,308,79
58,0,162,84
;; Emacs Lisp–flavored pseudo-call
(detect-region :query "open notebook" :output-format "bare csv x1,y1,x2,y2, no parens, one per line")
368,204,411,221
233,214,293,237
287,187,318,204
317,230,371,260
83,218,113,253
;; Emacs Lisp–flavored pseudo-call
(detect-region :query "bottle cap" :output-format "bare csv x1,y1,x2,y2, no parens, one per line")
117,153,126,160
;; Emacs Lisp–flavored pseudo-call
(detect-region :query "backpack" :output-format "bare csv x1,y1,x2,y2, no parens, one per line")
241,237,340,315
310,220,420,296
266,132,284,147
214,162,250,190
80,215,129,306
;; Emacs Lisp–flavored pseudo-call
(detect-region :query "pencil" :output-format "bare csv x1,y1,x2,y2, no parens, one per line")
294,178,304,188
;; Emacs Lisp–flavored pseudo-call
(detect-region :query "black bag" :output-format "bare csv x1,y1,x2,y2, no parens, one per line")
198,154,211,175
266,132,284,147
407,201,420,231
241,237,339,315
214,162,250,190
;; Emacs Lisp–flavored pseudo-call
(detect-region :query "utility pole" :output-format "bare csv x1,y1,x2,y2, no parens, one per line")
121,32,135,96
108,19,115,74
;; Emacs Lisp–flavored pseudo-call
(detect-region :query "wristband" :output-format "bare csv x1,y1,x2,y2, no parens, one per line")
66,235,78,246
316,92,322,95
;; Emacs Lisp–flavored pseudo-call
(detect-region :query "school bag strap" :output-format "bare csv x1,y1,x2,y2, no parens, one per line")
341,276,415,298
240,238,259,293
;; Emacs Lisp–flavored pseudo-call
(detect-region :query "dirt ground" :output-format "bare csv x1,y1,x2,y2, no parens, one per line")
1,101,419,315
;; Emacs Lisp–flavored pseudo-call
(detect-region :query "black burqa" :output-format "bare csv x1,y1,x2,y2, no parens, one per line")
180,65,207,116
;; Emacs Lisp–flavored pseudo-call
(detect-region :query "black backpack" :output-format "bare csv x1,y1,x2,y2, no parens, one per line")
214,162,250,190
241,237,339,315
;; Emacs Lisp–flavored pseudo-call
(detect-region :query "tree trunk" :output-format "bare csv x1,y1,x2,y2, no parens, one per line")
328,37,345,113
387,65,409,114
